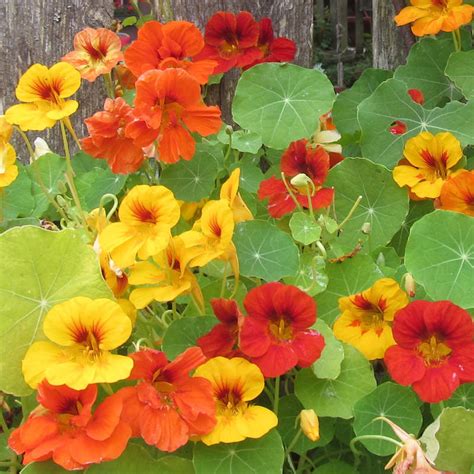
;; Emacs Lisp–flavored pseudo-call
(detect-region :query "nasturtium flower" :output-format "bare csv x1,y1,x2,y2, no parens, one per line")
127,68,222,163
333,278,410,360
197,298,244,358
124,20,217,84
62,28,123,82
194,357,278,445
116,347,216,452
8,382,131,471
314,114,344,167
82,97,146,174
385,300,474,403
197,11,262,73
239,282,325,377
408,88,425,105
99,251,128,297
0,141,19,188
99,185,180,268
220,168,253,223
437,169,474,216
22,297,133,390
128,233,204,310
393,131,463,199
394,0,474,37
5,62,81,131
0,115,13,143
243,17,297,69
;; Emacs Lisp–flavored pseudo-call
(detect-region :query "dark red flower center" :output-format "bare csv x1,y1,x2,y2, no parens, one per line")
420,149,449,179
216,386,244,414
417,335,452,366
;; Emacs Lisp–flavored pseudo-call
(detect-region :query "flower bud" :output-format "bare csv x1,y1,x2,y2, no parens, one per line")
290,173,313,188
404,273,416,297
361,222,371,234
300,409,320,442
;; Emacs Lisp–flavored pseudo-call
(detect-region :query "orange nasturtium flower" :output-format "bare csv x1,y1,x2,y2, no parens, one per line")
124,20,217,84
437,169,474,216
99,185,180,268
333,278,410,360
394,0,474,37
0,141,19,188
194,357,278,445
220,168,253,223
62,28,123,82
126,68,222,164
22,297,133,390
393,131,463,199
5,62,81,131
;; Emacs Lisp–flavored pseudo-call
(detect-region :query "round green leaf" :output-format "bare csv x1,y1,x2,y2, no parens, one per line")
218,129,263,154
446,50,474,100
193,429,284,474
0,165,35,219
289,212,322,245
405,210,474,308
283,253,328,296
431,383,474,419
233,220,299,281
0,227,112,396
394,37,460,108
162,316,217,360
160,145,219,201
233,63,335,149
295,344,376,419
358,78,474,168
311,319,344,380
326,158,409,255
332,68,392,137
229,158,264,194
317,254,383,325
353,382,423,456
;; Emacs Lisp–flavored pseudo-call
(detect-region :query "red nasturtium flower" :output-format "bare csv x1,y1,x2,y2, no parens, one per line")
197,298,244,358
243,17,297,69
82,97,146,174
436,169,474,216
124,21,217,84
197,11,262,73
116,347,216,452
62,28,123,82
9,382,131,470
408,88,425,105
384,300,474,403
126,68,222,163
258,139,334,218
239,282,325,377
389,120,407,135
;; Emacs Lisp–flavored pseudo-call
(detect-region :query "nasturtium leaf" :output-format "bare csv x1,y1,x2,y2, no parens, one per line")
289,212,321,245
295,344,376,419
160,145,219,201
353,382,423,456
394,37,460,108
76,168,127,211
72,151,108,174
0,217,40,233
233,63,335,149
332,68,392,137
325,158,409,256
278,395,335,455
207,72,223,85
162,316,218,360
431,384,474,418
0,227,112,396
21,461,68,474
0,165,35,219
405,210,474,308
229,158,264,194
422,408,474,474
311,319,344,380
314,461,358,474
193,429,284,474
317,254,383,325
358,78,474,168
283,253,328,296
26,153,66,217
446,50,474,100
233,220,299,281
218,129,263,154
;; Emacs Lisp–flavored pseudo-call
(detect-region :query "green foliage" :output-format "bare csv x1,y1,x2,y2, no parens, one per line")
446,50,474,100
289,212,322,245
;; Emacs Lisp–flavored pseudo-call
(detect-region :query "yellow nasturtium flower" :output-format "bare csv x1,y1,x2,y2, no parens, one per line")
393,131,463,199
333,278,410,360
5,62,81,131
194,357,278,445
0,116,13,143
220,168,253,223
99,185,180,268
22,297,133,390
0,141,19,188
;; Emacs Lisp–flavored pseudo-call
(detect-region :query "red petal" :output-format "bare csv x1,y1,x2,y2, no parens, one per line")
244,282,283,320
162,346,206,384
129,349,168,381
384,345,426,386
239,317,272,358
412,363,460,403
86,394,123,441
252,343,299,377
292,330,325,367
197,323,236,358
408,88,425,105
272,284,316,329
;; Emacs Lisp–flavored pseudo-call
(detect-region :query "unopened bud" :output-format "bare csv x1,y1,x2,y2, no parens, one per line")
404,273,416,297
361,222,371,234
225,125,233,135
290,173,313,188
300,409,320,442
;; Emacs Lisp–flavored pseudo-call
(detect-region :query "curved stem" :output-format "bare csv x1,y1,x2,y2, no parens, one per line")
336,195,362,231
281,173,302,211
273,376,281,415
350,435,403,457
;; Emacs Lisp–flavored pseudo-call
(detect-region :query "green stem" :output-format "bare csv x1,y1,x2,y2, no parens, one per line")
220,264,228,298
101,383,114,396
63,117,82,150
452,29,461,52
281,173,303,211
223,129,233,163
103,73,116,99
273,376,280,416
285,428,302,455
336,195,362,231
306,185,315,220
350,435,403,459
0,407,10,435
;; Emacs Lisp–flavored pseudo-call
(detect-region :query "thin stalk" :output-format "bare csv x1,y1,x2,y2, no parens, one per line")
101,383,114,395
273,376,281,415
281,173,303,211
104,73,116,99
336,195,362,231
223,130,233,163
452,29,461,52
285,428,302,455
220,264,228,298
305,185,315,220
63,117,82,149
350,435,403,458
0,408,10,435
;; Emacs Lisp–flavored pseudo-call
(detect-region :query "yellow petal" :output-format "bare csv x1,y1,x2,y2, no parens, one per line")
234,406,278,439
4,103,56,131
49,62,81,98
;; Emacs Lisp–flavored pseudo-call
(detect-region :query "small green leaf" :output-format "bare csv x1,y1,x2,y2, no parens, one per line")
233,220,299,281
295,344,376,419
121,15,137,27
233,63,335,149
0,165,36,219
431,383,474,419
207,73,223,85
218,129,263,154
311,319,344,380
446,50,474,100
229,158,264,194
283,253,328,296
193,430,284,474
289,212,321,245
